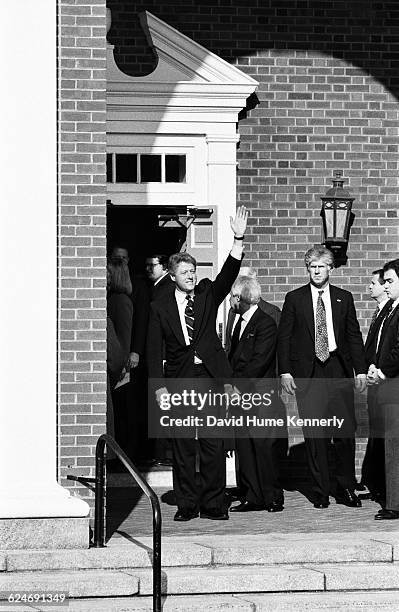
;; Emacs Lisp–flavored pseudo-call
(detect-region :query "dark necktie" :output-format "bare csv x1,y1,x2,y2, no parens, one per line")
370,305,380,327
185,295,194,343
315,290,329,362
229,315,243,358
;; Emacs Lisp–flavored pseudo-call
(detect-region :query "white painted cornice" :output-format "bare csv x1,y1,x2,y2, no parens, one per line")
107,11,258,111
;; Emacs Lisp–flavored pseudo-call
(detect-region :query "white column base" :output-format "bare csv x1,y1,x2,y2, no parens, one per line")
0,483,89,518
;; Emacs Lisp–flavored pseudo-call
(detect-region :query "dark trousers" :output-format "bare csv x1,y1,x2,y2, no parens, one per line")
236,435,282,505
361,385,386,497
384,403,399,511
296,354,357,498
170,364,226,513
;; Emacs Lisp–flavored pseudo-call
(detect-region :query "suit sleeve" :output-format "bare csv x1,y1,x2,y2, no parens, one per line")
345,293,367,375
379,318,399,378
277,292,295,375
236,317,277,378
212,254,242,306
146,303,165,380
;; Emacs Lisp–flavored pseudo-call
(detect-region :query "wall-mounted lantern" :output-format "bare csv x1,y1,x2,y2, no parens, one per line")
320,170,355,267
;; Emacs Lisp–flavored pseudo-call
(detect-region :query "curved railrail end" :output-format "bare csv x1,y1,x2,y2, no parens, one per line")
93,434,162,612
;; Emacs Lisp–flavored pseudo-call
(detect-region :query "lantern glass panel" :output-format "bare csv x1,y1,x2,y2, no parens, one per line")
335,209,348,239
324,208,335,239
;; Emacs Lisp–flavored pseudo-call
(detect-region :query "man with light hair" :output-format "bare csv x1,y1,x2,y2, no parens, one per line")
228,276,284,512
225,267,281,354
278,245,366,510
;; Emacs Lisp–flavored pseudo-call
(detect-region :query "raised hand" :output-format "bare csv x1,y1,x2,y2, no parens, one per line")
230,205,248,237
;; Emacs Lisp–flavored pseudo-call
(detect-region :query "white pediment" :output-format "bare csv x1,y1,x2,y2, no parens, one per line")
107,11,258,102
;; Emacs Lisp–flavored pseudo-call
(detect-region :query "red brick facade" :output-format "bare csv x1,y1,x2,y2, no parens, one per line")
59,0,398,498
58,0,107,499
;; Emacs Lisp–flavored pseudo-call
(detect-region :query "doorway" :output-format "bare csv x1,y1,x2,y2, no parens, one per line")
107,203,185,276
106,203,218,465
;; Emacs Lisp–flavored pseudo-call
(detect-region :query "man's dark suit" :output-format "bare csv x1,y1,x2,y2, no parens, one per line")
225,297,280,354
375,304,399,511
147,254,241,513
361,299,392,497
229,307,284,505
277,284,366,499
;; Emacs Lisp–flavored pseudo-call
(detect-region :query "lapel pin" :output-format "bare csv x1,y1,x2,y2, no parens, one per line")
337,299,341,302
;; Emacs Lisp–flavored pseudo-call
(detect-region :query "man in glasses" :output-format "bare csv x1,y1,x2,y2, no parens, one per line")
145,254,174,301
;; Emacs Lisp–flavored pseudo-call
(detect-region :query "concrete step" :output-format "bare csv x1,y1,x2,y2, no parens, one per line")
1,533,396,572
15,590,399,612
132,564,325,595
0,569,139,599
3,562,399,599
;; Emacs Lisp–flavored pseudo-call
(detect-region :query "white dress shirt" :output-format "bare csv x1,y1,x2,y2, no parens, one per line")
310,283,337,353
231,304,258,340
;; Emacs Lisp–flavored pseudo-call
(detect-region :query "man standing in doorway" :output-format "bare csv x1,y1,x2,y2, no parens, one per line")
147,206,248,522
145,254,174,301
145,254,175,465
277,245,367,509
361,269,391,502
367,259,399,520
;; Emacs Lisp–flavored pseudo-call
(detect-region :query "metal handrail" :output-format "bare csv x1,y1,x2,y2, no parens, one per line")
93,434,162,612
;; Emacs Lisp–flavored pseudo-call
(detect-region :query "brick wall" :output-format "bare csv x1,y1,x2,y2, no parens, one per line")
58,0,107,502
107,0,399,474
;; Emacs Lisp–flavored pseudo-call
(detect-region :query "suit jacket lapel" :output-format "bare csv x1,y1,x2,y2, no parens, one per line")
379,303,398,352
232,308,260,362
329,285,341,341
165,296,186,346
303,285,314,342
366,300,392,351
192,288,206,343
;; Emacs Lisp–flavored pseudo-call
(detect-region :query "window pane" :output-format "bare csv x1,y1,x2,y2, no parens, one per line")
106,153,113,182
115,154,137,183
165,155,186,183
140,155,162,182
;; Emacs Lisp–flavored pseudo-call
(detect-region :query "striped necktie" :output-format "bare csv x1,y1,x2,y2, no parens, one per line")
315,290,330,362
185,295,194,343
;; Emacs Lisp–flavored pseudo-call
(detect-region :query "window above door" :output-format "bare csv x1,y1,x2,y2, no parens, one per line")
107,152,186,184
106,134,206,206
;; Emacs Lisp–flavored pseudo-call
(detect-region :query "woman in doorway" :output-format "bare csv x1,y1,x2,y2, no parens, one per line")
106,260,133,462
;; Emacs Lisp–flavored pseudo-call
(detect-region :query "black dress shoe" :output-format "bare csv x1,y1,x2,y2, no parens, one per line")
375,509,399,520
200,508,229,520
173,509,199,522
230,501,266,513
313,496,330,509
335,489,361,508
265,500,284,513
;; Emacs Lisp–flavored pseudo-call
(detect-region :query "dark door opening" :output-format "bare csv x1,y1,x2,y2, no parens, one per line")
106,203,186,468
107,203,185,275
